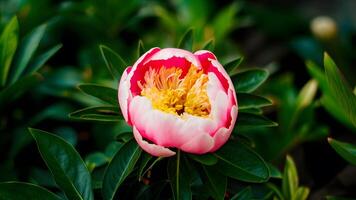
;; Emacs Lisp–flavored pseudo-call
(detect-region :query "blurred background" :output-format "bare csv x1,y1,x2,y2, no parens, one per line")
1,0,356,199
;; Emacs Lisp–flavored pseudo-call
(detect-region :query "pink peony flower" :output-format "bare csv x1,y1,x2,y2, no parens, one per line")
118,48,238,157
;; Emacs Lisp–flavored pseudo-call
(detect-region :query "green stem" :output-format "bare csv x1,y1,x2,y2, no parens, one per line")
176,150,180,200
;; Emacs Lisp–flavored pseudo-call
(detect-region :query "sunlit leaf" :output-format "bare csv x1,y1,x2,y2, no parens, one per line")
137,40,146,59
328,138,356,165
282,155,298,200
324,53,356,128
30,128,94,200
0,16,18,86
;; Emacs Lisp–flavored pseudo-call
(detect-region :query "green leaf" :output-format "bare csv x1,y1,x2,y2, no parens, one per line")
29,128,94,200
237,113,278,128
224,57,243,75
78,84,117,105
268,163,282,179
232,69,269,93
201,39,215,51
9,23,47,84
328,138,356,165
167,151,192,200
177,28,194,51
0,182,62,200
294,187,310,200
138,153,153,180
137,40,146,59
324,53,356,128
99,45,127,80
26,44,62,74
85,152,109,172
69,106,122,122
102,139,142,200
282,155,298,200
231,186,252,200
237,93,272,109
326,196,356,200
296,79,318,109
200,165,226,200
188,154,218,166
0,73,42,110
214,140,270,182
0,16,18,86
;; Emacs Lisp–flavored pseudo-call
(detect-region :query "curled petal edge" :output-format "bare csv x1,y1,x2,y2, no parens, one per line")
133,126,176,157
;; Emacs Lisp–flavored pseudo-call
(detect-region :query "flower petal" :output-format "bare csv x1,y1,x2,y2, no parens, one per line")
179,131,214,154
133,126,176,157
210,105,238,152
147,48,201,67
118,67,132,124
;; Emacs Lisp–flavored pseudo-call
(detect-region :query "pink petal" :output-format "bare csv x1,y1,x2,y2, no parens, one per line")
210,106,238,152
148,48,201,67
133,126,176,157
179,131,214,154
118,67,132,124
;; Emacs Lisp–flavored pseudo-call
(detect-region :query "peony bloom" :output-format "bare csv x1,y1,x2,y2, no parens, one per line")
118,48,238,157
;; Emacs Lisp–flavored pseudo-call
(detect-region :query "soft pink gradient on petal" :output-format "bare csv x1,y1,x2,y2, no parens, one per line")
133,126,176,157
179,132,214,154
210,106,238,152
118,48,239,156
118,67,132,124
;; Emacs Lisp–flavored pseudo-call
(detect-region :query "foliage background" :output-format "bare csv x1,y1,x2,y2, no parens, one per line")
0,0,356,199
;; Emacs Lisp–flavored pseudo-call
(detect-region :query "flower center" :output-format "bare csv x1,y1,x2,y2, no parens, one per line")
138,65,211,117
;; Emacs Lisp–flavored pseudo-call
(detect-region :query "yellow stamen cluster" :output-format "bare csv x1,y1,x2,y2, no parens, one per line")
138,65,211,117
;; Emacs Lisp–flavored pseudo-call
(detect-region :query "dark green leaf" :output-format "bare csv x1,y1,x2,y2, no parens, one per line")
9,23,47,84
224,57,243,75
232,69,269,93
328,138,356,165
268,163,282,179
202,39,215,51
200,165,226,200
167,151,192,200
326,196,356,200
99,45,127,80
214,140,270,182
0,16,18,86
231,186,252,200
188,154,218,166
78,84,117,105
212,3,239,41
85,152,109,172
138,153,153,180
137,40,146,59
139,156,163,181
0,182,62,200
102,139,142,200
282,155,298,200
69,106,121,122
26,44,62,74
237,113,278,128
324,53,356,128
29,128,94,200
0,73,42,110
177,28,194,51
237,93,272,109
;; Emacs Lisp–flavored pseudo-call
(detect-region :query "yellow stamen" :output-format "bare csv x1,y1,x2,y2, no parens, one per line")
139,65,211,117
